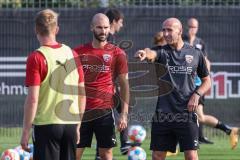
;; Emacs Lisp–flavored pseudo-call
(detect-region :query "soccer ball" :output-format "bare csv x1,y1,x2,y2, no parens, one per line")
128,125,146,143
1,149,20,160
14,146,31,160
27,144,33,159
128,146,146,160
14,144,33,160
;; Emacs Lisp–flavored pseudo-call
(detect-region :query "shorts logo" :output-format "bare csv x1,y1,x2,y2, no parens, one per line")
194,140,199,147
103,53,111,62
185,55,193,64
112,138,117,144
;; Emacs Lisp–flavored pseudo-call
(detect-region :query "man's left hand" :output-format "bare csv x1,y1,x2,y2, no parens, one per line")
118,113,128,132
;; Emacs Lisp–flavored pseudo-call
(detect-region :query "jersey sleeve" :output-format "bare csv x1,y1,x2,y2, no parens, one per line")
113,49,128,80
197,51,209,78
25,51,47,87
115,51,128,75
72,50,84,83
200,39,208,57
152,46,163,63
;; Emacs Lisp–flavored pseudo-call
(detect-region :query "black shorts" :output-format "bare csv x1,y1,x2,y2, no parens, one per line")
33,124,77,160
77,109,117,148
150,112,199,152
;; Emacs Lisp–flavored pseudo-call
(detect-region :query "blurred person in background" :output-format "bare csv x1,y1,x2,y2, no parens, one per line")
184,17,239,149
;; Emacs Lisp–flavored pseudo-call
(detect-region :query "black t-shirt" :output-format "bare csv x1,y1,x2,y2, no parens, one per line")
152,43,209,113
107,33,117,45
183,35,207,57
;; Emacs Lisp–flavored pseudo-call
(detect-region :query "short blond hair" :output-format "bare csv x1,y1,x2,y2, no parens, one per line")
35,9,58,36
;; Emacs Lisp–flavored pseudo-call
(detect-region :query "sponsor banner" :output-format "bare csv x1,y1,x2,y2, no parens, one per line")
206,62,240,99
0,57,27,96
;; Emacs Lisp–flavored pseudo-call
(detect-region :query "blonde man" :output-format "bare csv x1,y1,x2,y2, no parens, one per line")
20,9,85,160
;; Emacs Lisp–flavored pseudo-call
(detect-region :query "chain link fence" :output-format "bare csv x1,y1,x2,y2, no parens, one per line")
0,0,240,8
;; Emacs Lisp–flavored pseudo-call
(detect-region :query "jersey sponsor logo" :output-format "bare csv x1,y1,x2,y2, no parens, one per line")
168,65,193,74
82,64,110,72
103,53,111,62
195,44,202,50
185,55,193,64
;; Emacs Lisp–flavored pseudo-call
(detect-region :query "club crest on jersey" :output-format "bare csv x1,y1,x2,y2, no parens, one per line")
82,55,88,62
103,53,111,62
185,55,193,63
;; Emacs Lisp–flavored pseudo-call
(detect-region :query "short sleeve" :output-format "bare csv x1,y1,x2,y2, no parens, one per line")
200,39,208,57
151,46,163,63
115,53,128,75
72,50,84,83
197,51,209,78
112,49,128,80
25,51,47,86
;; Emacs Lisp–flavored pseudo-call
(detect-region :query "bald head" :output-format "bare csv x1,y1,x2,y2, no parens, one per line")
91,13,110,26
161,17,183,46
163,17,183,32
188,18,199,28
91,13,110,43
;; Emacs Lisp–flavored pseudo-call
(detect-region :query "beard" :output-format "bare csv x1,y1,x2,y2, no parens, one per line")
93,31,109,42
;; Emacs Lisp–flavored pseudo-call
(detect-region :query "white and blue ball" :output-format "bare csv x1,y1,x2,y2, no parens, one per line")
14,146,31,160
128,146,146,160
128,125,146,143
1,149,20,160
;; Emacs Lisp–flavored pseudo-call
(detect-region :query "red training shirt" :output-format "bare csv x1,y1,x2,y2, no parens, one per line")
74,43,128,109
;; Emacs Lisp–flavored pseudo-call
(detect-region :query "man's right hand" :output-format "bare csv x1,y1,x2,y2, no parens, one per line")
134,49,147,61
20,129,31,152
134,48,157,62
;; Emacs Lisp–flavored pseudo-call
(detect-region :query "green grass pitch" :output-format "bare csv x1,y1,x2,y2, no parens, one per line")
0,128,239,159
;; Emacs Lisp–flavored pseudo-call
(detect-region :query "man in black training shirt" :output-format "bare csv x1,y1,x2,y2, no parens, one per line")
106,8,123,45
135,17,211,160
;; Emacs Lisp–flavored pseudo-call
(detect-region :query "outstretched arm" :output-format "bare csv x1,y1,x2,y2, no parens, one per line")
134,48,158,62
